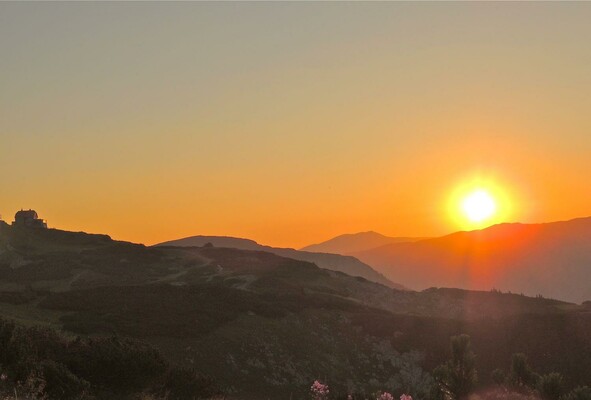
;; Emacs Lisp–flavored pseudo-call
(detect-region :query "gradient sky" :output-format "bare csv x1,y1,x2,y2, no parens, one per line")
2,2,591,248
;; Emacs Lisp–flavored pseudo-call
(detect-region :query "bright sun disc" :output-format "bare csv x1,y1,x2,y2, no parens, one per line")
461,190,496,222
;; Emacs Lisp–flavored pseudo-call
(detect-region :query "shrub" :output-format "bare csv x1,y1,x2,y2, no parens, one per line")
562,386,591,400
433,334,477,400
508,354,539,390
159,366,220,400
63,336,168,394
538,373,564,400
0,318,222,399
38,360,90,400
491,369,505,386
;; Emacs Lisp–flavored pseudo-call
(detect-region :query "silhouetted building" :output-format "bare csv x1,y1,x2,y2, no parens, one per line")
13,209,47,228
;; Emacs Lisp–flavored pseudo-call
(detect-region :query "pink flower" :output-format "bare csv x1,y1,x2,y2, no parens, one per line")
311,380,329,399
0,373,6,381
400,394,413,400
378,393,394,400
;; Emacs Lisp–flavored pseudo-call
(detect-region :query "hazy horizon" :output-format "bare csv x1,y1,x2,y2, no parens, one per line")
3,2,591,248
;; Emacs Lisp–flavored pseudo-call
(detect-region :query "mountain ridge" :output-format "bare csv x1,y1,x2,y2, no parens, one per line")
301,231,425,254
351,216,591,303
154,235,404,290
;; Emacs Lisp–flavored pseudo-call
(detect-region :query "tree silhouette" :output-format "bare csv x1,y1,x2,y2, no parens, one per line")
507,353,539,389
433,334,477,400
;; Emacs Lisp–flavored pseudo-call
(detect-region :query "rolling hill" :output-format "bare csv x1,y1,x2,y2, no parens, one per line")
352,217,591,304
301,231,425,254
155,235,403,289
0,223,590,398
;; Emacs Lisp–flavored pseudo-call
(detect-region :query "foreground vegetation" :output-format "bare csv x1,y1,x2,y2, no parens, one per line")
308,335,591,400
0,320,589,400
0,318,220,399
0,225,590,398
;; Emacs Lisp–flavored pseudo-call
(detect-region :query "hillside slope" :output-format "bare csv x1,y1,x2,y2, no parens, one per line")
0,224,590,398
352,217,591,303
155,235,403,289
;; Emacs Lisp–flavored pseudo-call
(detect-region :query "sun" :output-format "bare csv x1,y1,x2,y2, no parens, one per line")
447,174,515,230
461,190,497,222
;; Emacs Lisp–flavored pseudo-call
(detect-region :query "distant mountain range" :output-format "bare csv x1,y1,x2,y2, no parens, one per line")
346,217,591,304
155,235,403,289
301,231,425,254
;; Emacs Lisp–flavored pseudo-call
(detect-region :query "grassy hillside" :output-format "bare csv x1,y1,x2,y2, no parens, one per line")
154,235,401,289
0,224,590,399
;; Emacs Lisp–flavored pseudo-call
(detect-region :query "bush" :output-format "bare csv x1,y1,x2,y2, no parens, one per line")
159,367,220,400
491,369,505,386
38,360,90,400
562,386,591,400
508,354,539,390
0,318,222,399
432,334,477,400
538,373,564,400
63,336,168,394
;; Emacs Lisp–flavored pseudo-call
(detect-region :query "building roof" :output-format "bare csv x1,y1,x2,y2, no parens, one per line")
15,209,39,220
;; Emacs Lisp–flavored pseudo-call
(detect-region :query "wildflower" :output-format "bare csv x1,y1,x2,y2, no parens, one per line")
378,393,394,400
400,394,413,400
311,380,329,399
0,373,6,381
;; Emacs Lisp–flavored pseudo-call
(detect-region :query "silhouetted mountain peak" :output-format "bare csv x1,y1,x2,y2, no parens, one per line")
301,231,425,255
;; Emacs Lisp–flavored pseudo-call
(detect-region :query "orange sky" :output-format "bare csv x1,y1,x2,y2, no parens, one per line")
2,3,591,248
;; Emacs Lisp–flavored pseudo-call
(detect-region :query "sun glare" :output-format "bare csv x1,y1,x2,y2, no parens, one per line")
462,190,496,222
447,176,514,230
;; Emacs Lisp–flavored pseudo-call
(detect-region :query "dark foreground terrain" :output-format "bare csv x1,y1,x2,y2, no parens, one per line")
0,222,590,399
